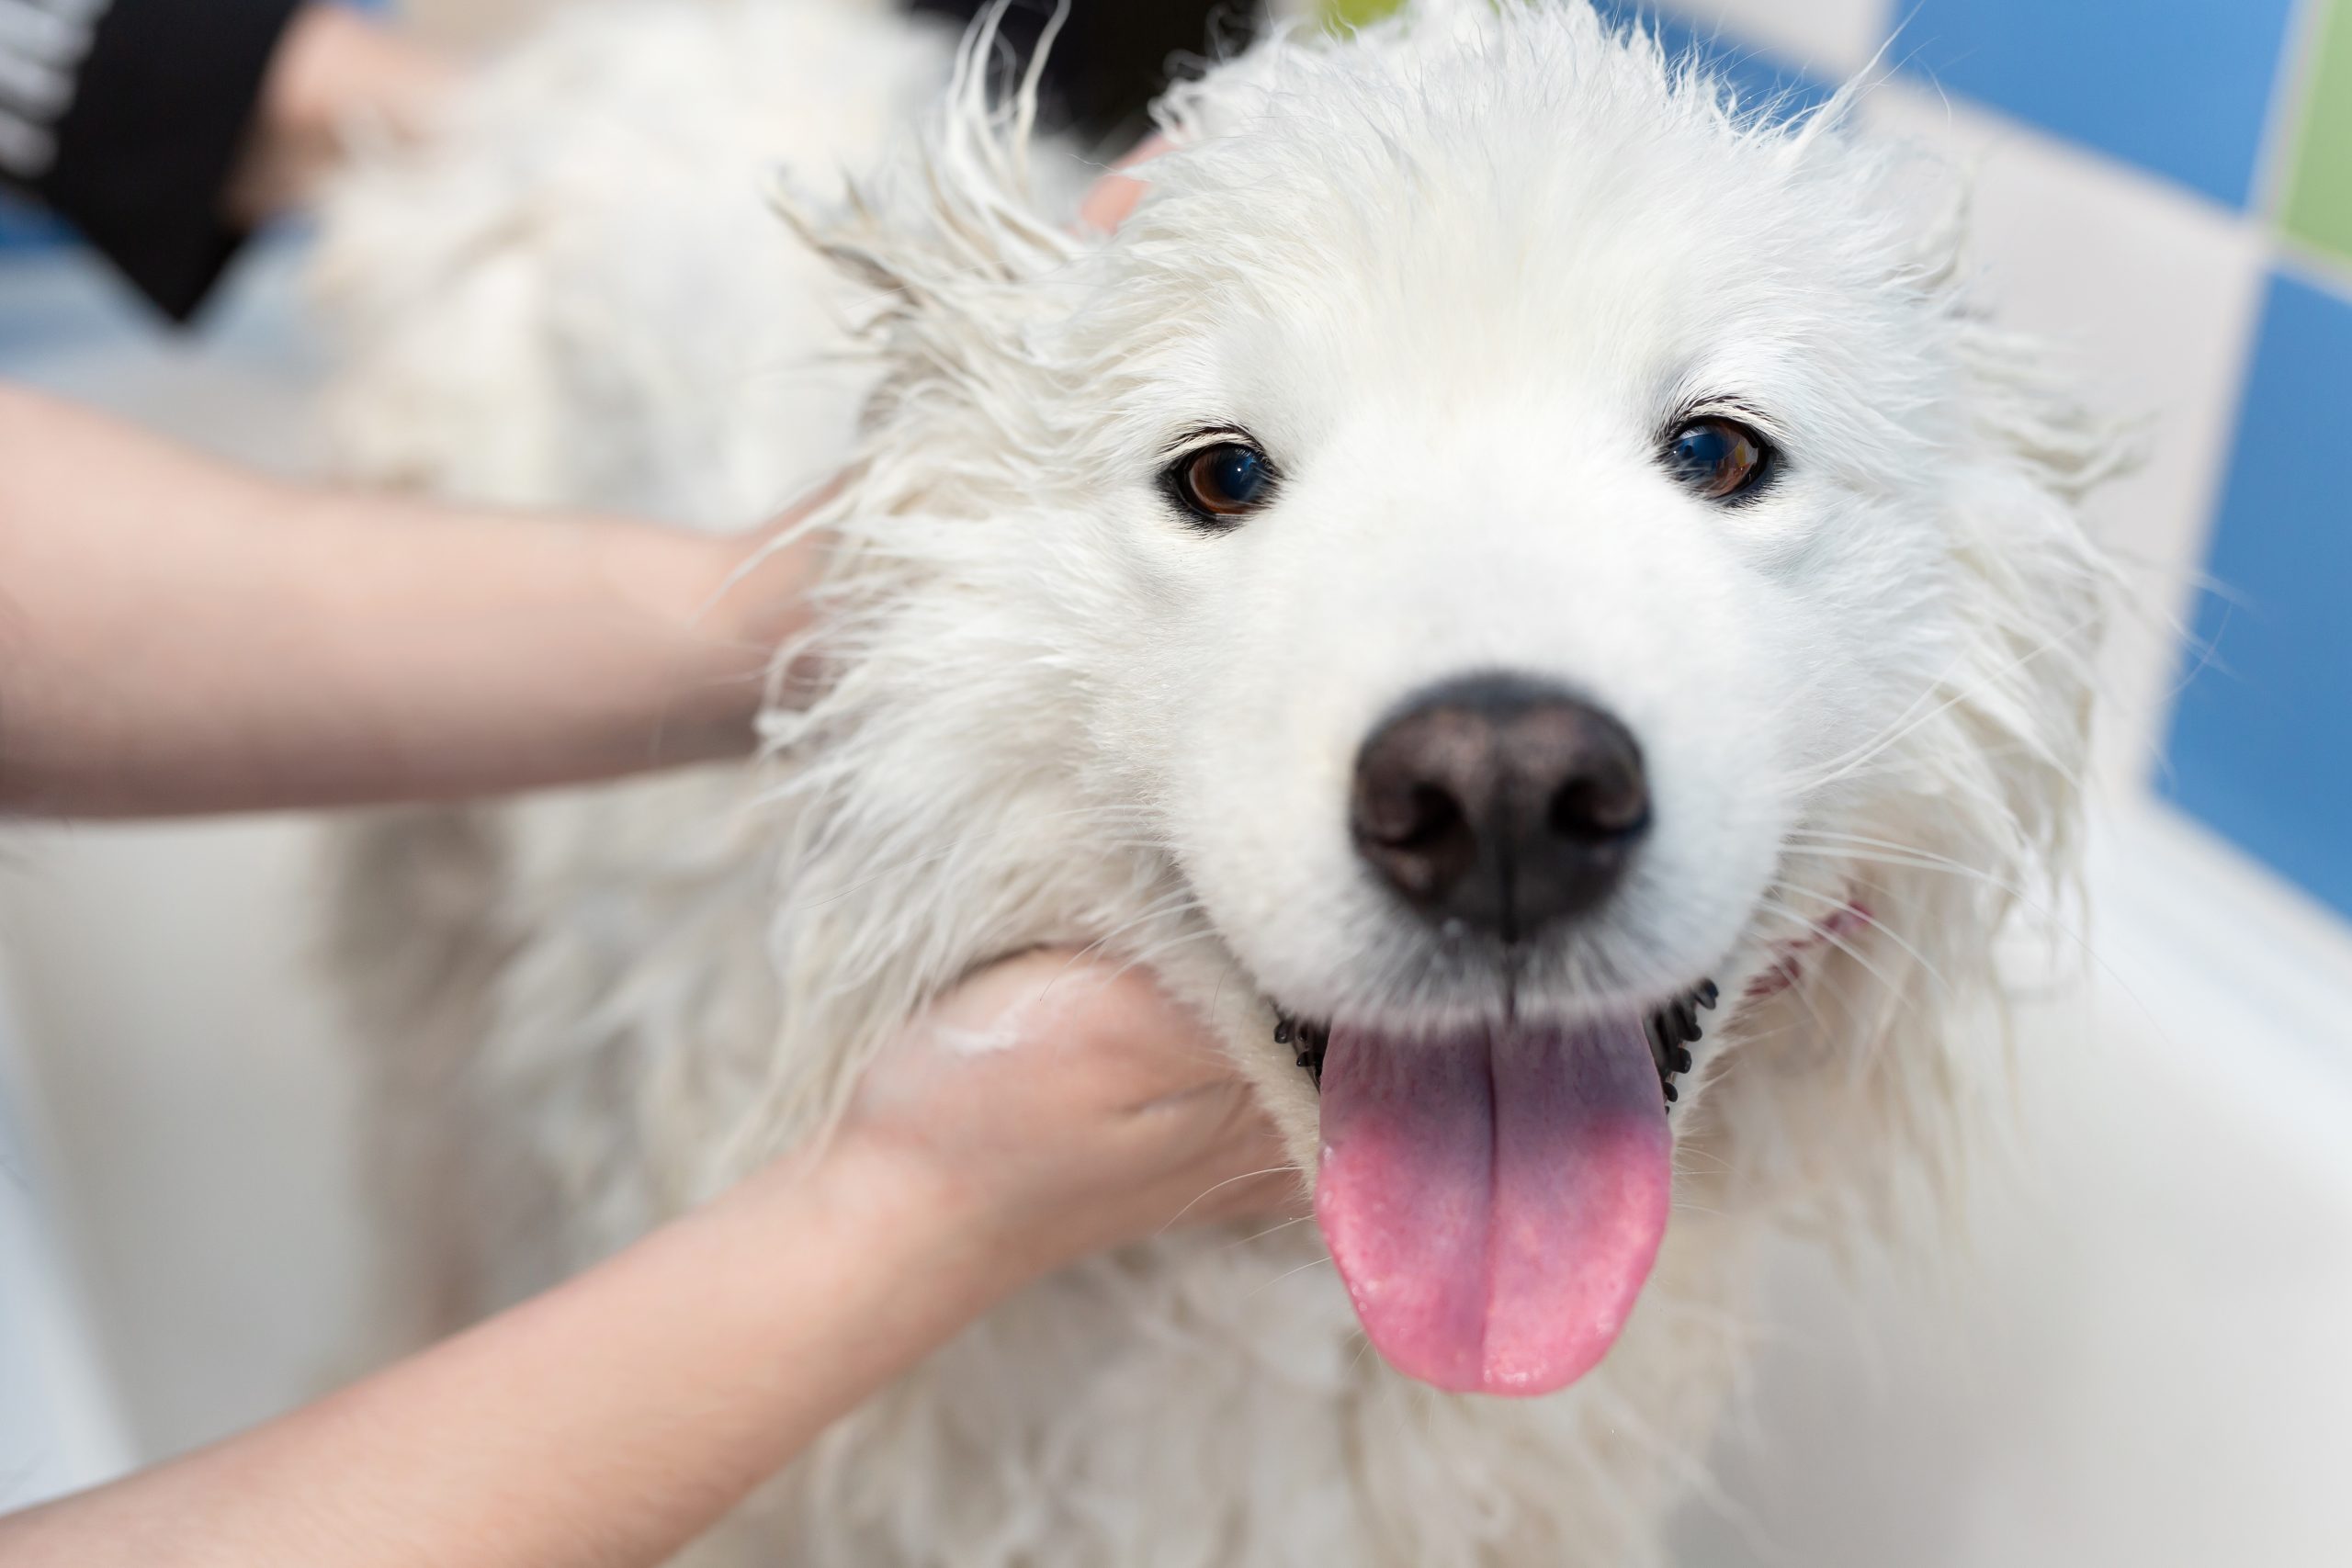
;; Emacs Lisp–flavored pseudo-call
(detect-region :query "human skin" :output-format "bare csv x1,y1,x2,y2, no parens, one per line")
0,952,1295,1568
0,19,1163,821
0,381,813,816
0,28,1277,1562
227,2,460,224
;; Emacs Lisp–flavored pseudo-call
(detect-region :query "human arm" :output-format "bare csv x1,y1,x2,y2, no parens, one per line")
0,382,810,817
0,952,1292,1568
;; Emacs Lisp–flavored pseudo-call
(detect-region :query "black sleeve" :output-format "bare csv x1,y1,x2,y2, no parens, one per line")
0,0,307,323
906,0,1248,143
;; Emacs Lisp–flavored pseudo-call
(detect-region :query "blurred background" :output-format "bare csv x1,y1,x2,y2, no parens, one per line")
2,1,2348,1563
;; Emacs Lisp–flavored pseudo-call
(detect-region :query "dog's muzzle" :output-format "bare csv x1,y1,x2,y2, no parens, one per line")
1350,673,1650,947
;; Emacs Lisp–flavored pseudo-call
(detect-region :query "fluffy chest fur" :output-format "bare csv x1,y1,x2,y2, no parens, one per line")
322,3,2109,1563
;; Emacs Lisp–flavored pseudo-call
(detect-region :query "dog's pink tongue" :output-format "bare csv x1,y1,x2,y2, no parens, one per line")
1315,1020,1671,1396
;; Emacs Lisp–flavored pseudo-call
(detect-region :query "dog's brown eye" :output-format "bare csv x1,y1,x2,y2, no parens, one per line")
1167,441,1276,524
1664,417,1772,501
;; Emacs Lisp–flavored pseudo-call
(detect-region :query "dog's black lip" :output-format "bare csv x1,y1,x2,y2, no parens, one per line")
1644,978,1718,1108
1272,1014,1329,1087
1272,981,1717,1106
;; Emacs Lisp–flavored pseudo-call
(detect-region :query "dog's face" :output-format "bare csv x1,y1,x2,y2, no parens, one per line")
1114,147,1951,1038
820,2,2098,1402
1035,11,2007,1395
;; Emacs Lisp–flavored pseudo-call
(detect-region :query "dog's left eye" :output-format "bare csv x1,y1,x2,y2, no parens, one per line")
1664,417,1772,501
1166,441,1277,525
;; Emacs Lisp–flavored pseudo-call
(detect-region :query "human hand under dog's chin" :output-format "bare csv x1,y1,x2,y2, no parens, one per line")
836,952,1303,1287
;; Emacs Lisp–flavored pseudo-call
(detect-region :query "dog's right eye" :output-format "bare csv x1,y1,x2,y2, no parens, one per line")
1165,441,1277,525
1663,416,1773,502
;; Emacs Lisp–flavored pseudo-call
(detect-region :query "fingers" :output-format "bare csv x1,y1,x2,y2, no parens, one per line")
1076,135,1172,235
956,949,1223,1077
929,950,1131,1040
859,948,1303,1247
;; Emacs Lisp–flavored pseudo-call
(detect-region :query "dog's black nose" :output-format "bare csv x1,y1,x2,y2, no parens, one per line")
1350,675,1648,943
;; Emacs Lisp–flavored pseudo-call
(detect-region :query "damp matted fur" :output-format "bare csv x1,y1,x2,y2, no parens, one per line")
320,3,2116,1562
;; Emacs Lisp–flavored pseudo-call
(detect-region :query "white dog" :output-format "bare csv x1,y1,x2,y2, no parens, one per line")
319,2,2114,1562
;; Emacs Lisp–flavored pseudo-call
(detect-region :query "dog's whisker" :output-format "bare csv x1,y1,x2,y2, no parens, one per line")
1747,898,1920,1008
1242,1254,1335,1303
1783,890,1955,1002
1216,1213,1319,1252
1780,834,2060,908
1771,845,2180,1066
1775,836,2101,969
1743,898,1928,1043
1668,1146,1735,1178
1159,1167,1300,1235
1784,612,2101,795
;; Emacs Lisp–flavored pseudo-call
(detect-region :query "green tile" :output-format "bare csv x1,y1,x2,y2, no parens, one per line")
2283,0,2352,262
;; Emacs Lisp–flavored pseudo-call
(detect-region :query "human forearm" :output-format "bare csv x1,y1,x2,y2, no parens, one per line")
0,1138,1009,1568
0,385,808,816
0,953,1289,1567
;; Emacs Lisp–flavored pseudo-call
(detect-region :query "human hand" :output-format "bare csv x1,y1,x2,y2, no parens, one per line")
1077,134,1171,233
673,131,1176,735
733,152,1297,1287
231,4,459,223
840,951,1301,1287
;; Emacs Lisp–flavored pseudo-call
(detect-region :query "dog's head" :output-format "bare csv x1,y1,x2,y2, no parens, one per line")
782,0,2108,1398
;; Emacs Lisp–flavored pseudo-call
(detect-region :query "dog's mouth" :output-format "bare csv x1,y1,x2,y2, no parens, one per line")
1278,985,1717,1103
1272,983,1716,1399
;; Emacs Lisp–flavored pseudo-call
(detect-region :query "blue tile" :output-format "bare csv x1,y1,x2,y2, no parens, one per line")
2162,268,2352,919
1898,0,2299,208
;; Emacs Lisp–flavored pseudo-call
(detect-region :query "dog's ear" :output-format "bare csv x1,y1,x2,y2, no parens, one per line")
769,6,1091,439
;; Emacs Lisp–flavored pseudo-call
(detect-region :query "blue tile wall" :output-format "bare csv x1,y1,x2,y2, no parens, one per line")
1898,0,2301,208
2162,268,2352,919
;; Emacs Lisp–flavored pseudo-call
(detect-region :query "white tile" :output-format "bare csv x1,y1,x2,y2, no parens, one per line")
1655,0,1894,79
1859,79,2272,797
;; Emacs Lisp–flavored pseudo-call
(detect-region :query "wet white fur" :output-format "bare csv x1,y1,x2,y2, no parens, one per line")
319,2,2114,1562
